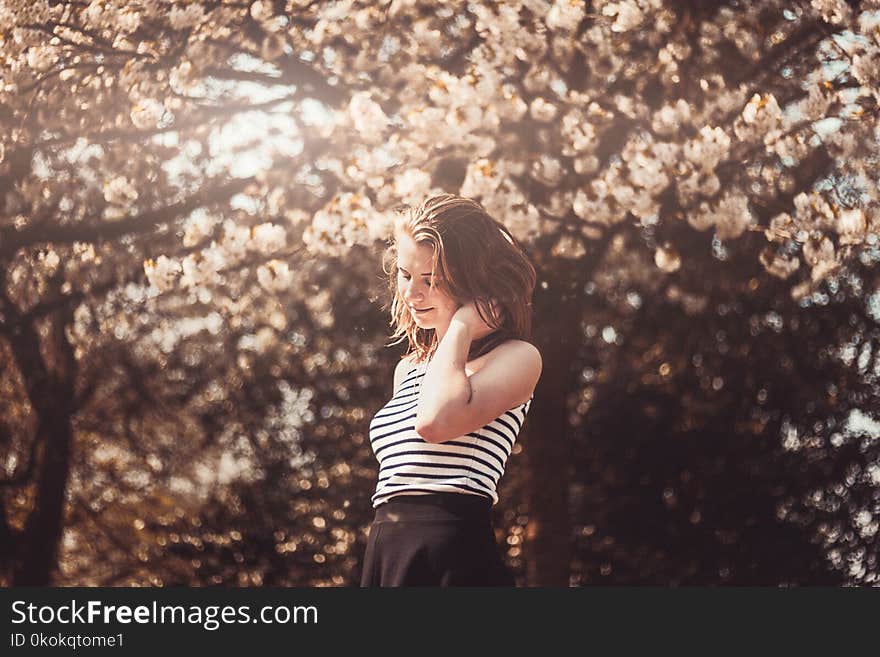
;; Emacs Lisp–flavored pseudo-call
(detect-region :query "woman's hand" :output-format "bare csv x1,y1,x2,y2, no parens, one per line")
451,298,502,341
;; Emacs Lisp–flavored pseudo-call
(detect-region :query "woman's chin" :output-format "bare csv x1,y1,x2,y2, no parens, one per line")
413,314,446,329
411,307,450,329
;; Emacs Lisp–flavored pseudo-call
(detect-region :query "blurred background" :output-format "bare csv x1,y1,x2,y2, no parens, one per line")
1,0,878,586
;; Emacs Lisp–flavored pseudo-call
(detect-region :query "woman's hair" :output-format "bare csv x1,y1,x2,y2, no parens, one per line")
379,194,537,364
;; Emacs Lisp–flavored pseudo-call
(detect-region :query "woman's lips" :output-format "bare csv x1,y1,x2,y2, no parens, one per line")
412,307,433,314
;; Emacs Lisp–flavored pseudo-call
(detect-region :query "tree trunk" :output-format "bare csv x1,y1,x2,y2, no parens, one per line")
11,308,77,585
14,408,74,585
523,262,583,586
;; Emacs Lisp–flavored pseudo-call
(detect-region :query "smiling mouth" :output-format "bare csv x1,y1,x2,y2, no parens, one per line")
412,307,433,313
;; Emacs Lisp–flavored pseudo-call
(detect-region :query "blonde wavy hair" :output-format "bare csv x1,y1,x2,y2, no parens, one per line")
379,194,537,364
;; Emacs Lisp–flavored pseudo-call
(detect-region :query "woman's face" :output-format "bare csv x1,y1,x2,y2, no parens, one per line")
395,233,459,331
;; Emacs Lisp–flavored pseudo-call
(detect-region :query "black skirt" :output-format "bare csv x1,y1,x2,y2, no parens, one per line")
360,492,516,587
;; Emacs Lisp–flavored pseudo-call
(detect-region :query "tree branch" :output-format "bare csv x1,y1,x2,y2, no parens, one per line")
0,176,255,258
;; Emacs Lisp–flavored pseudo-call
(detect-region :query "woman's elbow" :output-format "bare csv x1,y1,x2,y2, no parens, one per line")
414,419,442,443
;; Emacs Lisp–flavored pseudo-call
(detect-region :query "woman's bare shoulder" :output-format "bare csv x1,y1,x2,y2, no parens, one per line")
393,353,419,396
489,340,542,384
398,352,421,369
491,339,541,363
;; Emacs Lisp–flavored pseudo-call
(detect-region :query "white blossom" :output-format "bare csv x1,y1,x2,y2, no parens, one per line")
803,235,839,282
168,3,205,30
529,97,558,122
250,222,287,253
803,235,835,267
614,93,639,119
683,126,730,172
250,326,277,353
303,193,378,257
250,0,275,22
103,176,138,205
799,84,834,122
602,1,644,33
851,50,880,90
393,168,433,204
629,188,660,220
103,206,126,222
144,255,181,293
84,1,107,27
854,509,878,538
470,2,546,65
479,185,542,242
26,45,57,72
611,183,636,208
221,220,252,259
573,189,614,226
837,208,867,244
651,99,691,136
561,109,596,154
715,192,754,240
678,170,721,204
257,260,294,292
114,6,142,34
446,103,493,134
687,201,716,232
533,155,564,185
461,158,505,200
765,212,795,242
183,211,217,247
811,0,852,24
169,61,196,93
411,19,444,57
38,248,60,274
348,92,390,141
626,149,668,194
497,84,529,122
546,0,585,32
573,155,600,174
179,252,223,289
655,245,681,272
794,191,836,230
736,93,783,141
658,40,692,67
650,141,680,167
760,249,800,280
130,99,164,129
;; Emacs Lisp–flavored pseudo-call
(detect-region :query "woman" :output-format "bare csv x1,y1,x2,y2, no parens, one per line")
360,194,542,587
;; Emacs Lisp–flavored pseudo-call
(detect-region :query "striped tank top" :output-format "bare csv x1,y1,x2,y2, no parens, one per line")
368,358,533,508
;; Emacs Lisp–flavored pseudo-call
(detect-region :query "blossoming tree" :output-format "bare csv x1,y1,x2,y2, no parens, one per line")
1,0,878,585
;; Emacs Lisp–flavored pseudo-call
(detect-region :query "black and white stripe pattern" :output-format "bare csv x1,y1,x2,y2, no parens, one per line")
369,360,532,508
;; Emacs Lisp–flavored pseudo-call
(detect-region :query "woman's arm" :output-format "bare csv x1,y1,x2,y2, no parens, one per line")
416,339,540,443
415,301,541,443
415,320,474,439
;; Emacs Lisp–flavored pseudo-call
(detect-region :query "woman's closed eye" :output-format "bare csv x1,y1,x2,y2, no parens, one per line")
400,273,435,287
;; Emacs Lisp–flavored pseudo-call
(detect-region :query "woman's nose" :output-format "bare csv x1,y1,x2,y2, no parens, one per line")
404,281,424,299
